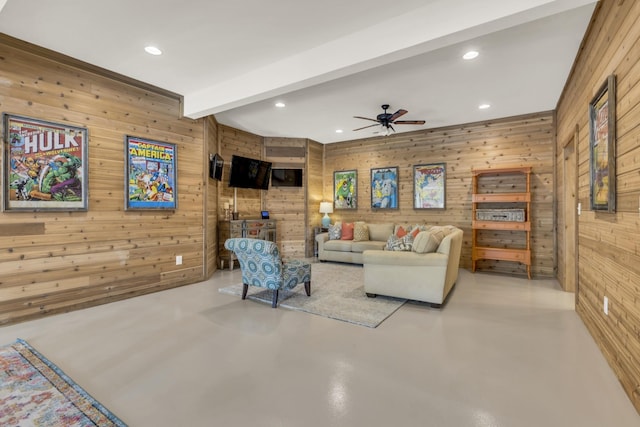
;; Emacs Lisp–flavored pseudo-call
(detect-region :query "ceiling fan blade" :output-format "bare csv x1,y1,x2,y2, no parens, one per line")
389,109,408,121
353,116,379,122
394,120,426,125
353,123,380,131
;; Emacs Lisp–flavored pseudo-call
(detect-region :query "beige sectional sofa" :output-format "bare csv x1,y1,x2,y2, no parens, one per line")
316,222,394,264
315,222,463,307
363,227,463,307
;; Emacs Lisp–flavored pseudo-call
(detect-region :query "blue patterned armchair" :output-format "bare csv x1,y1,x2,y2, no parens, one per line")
224,238,311,308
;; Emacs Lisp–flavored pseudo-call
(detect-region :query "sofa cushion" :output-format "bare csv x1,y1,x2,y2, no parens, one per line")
353,222,369,241
341,222,354,240
352,240,386,253
328,222,342,240
323,239,353,252
367,223,395,241
413,229,446,253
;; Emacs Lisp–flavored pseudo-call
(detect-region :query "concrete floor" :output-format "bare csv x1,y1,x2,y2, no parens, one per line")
0,265,638,427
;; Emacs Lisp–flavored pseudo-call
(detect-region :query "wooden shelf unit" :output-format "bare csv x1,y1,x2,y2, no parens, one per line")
471,166,532,279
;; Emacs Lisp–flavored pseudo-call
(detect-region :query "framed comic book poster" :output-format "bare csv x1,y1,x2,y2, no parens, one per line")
334,169,357,209
413,163,446,209
2,114,88,211
371,166,398,209
125,136,177,210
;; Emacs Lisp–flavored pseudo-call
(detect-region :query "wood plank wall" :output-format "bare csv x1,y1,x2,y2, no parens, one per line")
218,125,263,219
0,35,207,325
264,137,307,257
205,116,219,276
306,140,324,257
324,111,555,277
556,0,640,413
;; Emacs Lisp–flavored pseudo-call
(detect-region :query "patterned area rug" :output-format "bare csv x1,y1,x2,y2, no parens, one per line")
0,339,126,427
219,262,406,327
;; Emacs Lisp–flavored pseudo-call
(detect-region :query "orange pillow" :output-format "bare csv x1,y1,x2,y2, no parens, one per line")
341,222,354,240
411,227,421,238
396,226,407,238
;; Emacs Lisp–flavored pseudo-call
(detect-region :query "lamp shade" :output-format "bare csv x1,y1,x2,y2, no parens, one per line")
319,202,333,214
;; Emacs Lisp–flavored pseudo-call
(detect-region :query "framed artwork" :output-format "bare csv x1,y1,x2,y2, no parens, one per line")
125,135,177,210
371,166,398,209
2,113,88,211
334,169,357,209
589,74,616,212
413,163,446,209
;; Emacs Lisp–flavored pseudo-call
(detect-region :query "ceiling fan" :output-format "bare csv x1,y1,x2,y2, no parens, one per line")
353,104,425,133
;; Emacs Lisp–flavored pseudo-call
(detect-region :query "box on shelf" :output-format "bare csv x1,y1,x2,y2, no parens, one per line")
475,209,525,222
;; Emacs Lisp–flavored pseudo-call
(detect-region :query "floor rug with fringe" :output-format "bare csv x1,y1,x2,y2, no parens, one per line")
0,339,126,427
219,262,406,328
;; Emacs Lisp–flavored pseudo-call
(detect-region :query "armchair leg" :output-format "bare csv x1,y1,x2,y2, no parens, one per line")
242,284,249,300
271,290,279,308
304,281,311,296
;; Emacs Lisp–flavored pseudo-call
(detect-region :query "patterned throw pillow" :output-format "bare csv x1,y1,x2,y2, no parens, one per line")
353,222,369,242
341,222,354,240
328,222,342,240
386,234,414,251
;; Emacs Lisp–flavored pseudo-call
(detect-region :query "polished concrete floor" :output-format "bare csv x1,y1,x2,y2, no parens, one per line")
1,265,638,427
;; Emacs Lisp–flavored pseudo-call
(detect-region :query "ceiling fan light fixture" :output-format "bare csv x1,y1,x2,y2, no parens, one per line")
463,50,479,60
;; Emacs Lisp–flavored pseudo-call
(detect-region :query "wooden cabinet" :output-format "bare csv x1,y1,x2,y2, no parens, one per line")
218,219,277,270
471,167,532,279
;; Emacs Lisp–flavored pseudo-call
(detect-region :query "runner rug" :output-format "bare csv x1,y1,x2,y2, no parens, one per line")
219,262,406,328
0,339,126,427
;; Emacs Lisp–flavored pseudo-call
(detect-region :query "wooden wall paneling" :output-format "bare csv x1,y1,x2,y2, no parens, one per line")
205,116,219,276
0,36,206,325
218,125,264,219
306,140,325,257
264,137,307,258
555,0,640,414
324,112,555,277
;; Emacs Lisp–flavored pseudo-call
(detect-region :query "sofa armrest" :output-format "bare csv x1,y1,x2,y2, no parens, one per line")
316,232,329,244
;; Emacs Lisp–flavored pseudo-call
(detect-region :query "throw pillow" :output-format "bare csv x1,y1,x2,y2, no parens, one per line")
412,229,445,253
341,222,354,240
353,222,369,242
328,222,342,240
386,234,414,251
396,226,408,238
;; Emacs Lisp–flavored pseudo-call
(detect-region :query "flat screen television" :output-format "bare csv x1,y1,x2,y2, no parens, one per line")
209,153,223,181
229,155,272,190
271,168,303,187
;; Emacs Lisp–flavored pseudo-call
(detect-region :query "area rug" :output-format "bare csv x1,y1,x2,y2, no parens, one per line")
0,339,126,427
219,262,406,327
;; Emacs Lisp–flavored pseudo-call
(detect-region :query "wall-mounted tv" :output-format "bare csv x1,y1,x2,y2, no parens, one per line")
209,153,223,181
229,155,272,190
271,168,303,187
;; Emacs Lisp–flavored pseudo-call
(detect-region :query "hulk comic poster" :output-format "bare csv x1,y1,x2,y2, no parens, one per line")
3,114,88,211
125,136,177,210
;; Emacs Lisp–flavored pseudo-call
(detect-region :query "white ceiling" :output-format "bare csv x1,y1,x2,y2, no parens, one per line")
0,0,596,144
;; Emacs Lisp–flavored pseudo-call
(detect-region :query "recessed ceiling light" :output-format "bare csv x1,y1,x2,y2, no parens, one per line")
335,129,343,133
275,102,286,108
463,50,479,60
144,46,162,56
478,103,491,110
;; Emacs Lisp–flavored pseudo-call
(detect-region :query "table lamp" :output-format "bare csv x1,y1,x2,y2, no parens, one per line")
319,202,333,228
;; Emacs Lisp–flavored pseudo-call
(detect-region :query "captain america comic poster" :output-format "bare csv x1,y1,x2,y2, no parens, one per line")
3,114,88,211
125,135,177,210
